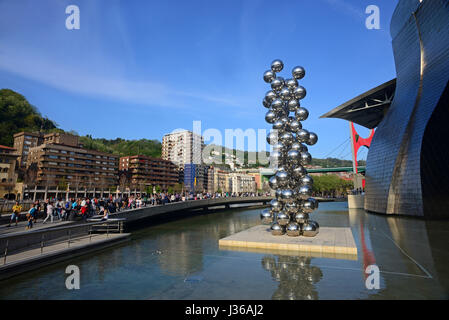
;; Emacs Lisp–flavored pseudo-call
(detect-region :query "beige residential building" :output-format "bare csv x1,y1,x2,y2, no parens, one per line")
213,169,231,194
229,172,256,194
13,131,44,168
0,145,19,198
162,130,204,168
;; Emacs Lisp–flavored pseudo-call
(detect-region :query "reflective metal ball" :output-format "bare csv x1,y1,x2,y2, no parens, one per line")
287,149,301,164
293,86,307,100
260,209,273,224
301,175,314,187
303,220,319,237
268,176,279,190
272,120,285,131
307,132,318,146
271,98,284,111
266,131,278,145
265,110,277,124
292,66,305,80
285,78,298,90
276,211,290,226
270,198,283,212
285,201,299,214
296,129,310,143
265,90,278,103
275,170,289,187
287,99,300,112
280,87,292,101
298,185,312,199
291,165,307,178
288,119,302,133
302,197,318,213
295,107,309,121
263,98,271,109
263,70,276,83
271,222,285,236
271,59,284,73
294,211,309,224
286,222,301,237
279,132,294,145
281,189,294,202
300,151,312,165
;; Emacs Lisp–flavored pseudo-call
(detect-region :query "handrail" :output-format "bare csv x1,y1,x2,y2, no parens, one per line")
0,218,126,241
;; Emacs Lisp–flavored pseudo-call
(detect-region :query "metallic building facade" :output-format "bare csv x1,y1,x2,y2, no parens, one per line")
365,0,449,218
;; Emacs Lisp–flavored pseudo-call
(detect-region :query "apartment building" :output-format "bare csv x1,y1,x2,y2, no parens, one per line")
162,130,204,168
119,155,178,188
27,133,118,187
213,168,231,194
13,132,44,168
0,145,19,198
229,172,256,194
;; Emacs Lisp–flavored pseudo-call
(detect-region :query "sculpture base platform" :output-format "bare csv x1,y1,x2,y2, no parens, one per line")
219,225,358,260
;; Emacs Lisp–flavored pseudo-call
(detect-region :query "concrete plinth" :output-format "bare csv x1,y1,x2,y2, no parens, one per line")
348,194,365,209
219,225,358,259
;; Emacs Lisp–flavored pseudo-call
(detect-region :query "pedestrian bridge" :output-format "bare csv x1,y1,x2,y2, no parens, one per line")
110,196,273,224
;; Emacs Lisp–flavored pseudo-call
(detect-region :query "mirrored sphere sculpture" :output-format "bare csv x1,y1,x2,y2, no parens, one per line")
260,59,319,237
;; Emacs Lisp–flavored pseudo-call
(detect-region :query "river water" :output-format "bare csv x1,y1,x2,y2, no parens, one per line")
1,202,448,299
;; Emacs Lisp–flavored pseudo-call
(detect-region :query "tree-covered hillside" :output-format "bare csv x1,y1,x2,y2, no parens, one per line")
0,89,56,146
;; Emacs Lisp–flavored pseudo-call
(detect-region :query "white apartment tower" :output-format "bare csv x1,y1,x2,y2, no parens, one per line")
162,130,204,168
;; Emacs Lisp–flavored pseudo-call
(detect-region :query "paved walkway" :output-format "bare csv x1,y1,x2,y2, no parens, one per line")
0,218,73,236
1,233,128,267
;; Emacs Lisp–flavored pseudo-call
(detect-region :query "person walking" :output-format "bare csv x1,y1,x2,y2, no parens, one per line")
43,201,55,224
7,201,22,227
26,205,37,230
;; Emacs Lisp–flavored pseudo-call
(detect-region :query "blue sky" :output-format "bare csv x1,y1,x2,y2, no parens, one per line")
0,0,398,160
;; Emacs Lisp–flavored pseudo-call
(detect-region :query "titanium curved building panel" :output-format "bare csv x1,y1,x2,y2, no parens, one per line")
365,0,449,218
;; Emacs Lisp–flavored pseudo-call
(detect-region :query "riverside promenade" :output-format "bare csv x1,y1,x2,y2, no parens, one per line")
0,196,271,280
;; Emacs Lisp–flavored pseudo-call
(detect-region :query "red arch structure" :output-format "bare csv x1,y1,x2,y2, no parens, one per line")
350,122,375,179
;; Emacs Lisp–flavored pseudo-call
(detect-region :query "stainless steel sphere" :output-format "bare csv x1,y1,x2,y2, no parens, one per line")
271,59,284,73
300,151,312,165
287,99,300,112
265,110,277,124
272,119,285,131
303,220,319,237
275,170,289,187
302,197,318,213
293,86,306,99
295,107,309,121
263,70,276,83
268,175,279,190
265,90,278,103
285,78,298,90
281,189,294,202
279,132,294,145
286,222,301,237
270,78,283,92
296,129,310,143
275,189,283,199
292,66,305,80
271,98,284,111
284,201,299,214
270,150,283,165
307,132,318,146
289,142,302,152
286,149,301,164
301,143,308,152
298,185,312,199
260,209,273,224
288,119,302,133
263,98,271,109
279,87,292,101
294,211,309,224
266,131,278,145
276,211,290,226
300,175,314,187
270,198,283,212
271,222,285,236
273,141,287,152
291,164,307,178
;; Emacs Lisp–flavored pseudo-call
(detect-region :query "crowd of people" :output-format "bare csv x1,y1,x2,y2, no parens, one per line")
5,191,268,230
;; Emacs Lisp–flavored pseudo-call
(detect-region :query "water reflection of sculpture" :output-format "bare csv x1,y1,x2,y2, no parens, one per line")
260,59,319,237
261,255,323,300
